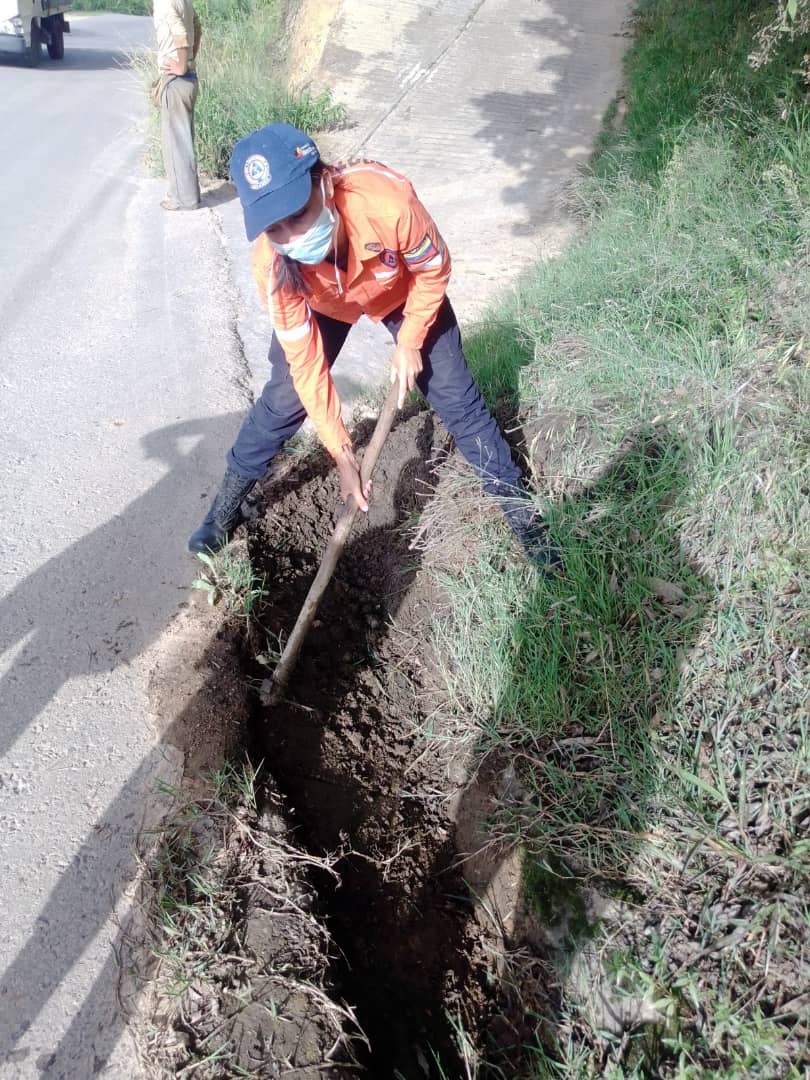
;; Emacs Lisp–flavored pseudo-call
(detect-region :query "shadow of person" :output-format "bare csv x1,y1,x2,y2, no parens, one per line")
0,411,249,1072
450,430,711,1068
1,750,175,1077
201,180,238,209
471,5,629,238
0,413,245,757
12,415,706,1077
0,47,130,71
13,617,253,1078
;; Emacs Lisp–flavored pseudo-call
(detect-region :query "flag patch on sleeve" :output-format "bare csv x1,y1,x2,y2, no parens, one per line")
403,234,439,266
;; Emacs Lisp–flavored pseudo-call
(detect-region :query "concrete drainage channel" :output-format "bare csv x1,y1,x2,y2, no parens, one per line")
143,407,541,1076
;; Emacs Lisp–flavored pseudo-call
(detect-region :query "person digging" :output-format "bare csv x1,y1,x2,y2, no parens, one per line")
189,123,559,570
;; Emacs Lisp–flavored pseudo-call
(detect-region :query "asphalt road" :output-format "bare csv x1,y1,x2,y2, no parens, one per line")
0,16,248,1077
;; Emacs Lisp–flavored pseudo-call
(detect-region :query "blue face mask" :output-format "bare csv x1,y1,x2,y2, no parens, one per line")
271,182,337,264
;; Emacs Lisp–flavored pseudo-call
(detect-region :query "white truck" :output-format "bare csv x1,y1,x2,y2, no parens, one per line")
0,0,71,66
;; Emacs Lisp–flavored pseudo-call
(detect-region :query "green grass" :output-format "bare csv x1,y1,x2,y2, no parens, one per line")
191,0,344,178
593,0,810,179
192,548,267,625
131,0,345,178
428,1,810,1075
72,0,150,13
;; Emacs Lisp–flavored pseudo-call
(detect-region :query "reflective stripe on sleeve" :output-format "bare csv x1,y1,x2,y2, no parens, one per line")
275,319,311,342
409,253,443,271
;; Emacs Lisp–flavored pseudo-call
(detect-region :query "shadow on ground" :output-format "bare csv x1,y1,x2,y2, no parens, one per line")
0,387,710,1079
0,412,246,1075
471,3,630,237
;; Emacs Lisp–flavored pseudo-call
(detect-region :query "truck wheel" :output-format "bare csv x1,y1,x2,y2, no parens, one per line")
26,20,42,67
47,15,64,60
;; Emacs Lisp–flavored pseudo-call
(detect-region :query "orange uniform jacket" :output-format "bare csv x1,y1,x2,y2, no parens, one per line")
250,160,452,457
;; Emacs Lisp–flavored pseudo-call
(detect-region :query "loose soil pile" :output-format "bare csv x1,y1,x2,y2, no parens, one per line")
140,608,362,1077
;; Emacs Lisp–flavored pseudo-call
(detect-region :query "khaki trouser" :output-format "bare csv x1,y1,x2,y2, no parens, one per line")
160,76,201,209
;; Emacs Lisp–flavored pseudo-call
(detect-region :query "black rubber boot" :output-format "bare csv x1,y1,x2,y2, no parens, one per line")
188,468,257,555
501,494,563,573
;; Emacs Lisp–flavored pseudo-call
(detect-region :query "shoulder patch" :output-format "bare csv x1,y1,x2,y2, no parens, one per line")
379,249,398,268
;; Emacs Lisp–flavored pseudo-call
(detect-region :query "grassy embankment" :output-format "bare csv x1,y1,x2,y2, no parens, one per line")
75,0,343,177
430,0,809,1075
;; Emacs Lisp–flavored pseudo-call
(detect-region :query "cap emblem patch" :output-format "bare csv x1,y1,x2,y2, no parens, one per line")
244,154,272,190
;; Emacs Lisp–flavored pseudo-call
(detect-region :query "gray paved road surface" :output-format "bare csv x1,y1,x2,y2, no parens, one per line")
0,16,247,1077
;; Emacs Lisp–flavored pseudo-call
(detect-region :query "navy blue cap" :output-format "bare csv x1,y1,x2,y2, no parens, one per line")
230,123,321,241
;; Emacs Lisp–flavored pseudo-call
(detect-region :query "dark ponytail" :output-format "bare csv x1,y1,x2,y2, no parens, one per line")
273,254,309,296
271,162,327,297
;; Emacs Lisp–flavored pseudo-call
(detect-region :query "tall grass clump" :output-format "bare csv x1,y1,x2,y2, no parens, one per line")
594,0,810,179
428,0,810,1075
191,0,343,178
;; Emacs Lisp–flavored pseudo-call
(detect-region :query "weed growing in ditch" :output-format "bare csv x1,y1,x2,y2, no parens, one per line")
428,1010,482,1080
192,550,267,626
136,761,363,1075
419,1,810,1073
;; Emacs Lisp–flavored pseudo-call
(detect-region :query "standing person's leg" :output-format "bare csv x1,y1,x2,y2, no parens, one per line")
160,77,201,211
189,313,352,553
383,299,559,567
159,81,175,202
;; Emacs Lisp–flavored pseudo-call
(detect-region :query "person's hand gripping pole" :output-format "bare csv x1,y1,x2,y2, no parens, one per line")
390,343,423,410
336,444,371,512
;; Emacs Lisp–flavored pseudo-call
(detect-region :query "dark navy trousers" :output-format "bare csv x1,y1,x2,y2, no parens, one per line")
227,298,523,500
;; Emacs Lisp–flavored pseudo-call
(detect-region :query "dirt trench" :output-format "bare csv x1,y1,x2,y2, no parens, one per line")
142,399,557,1077
228,404,542,1076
